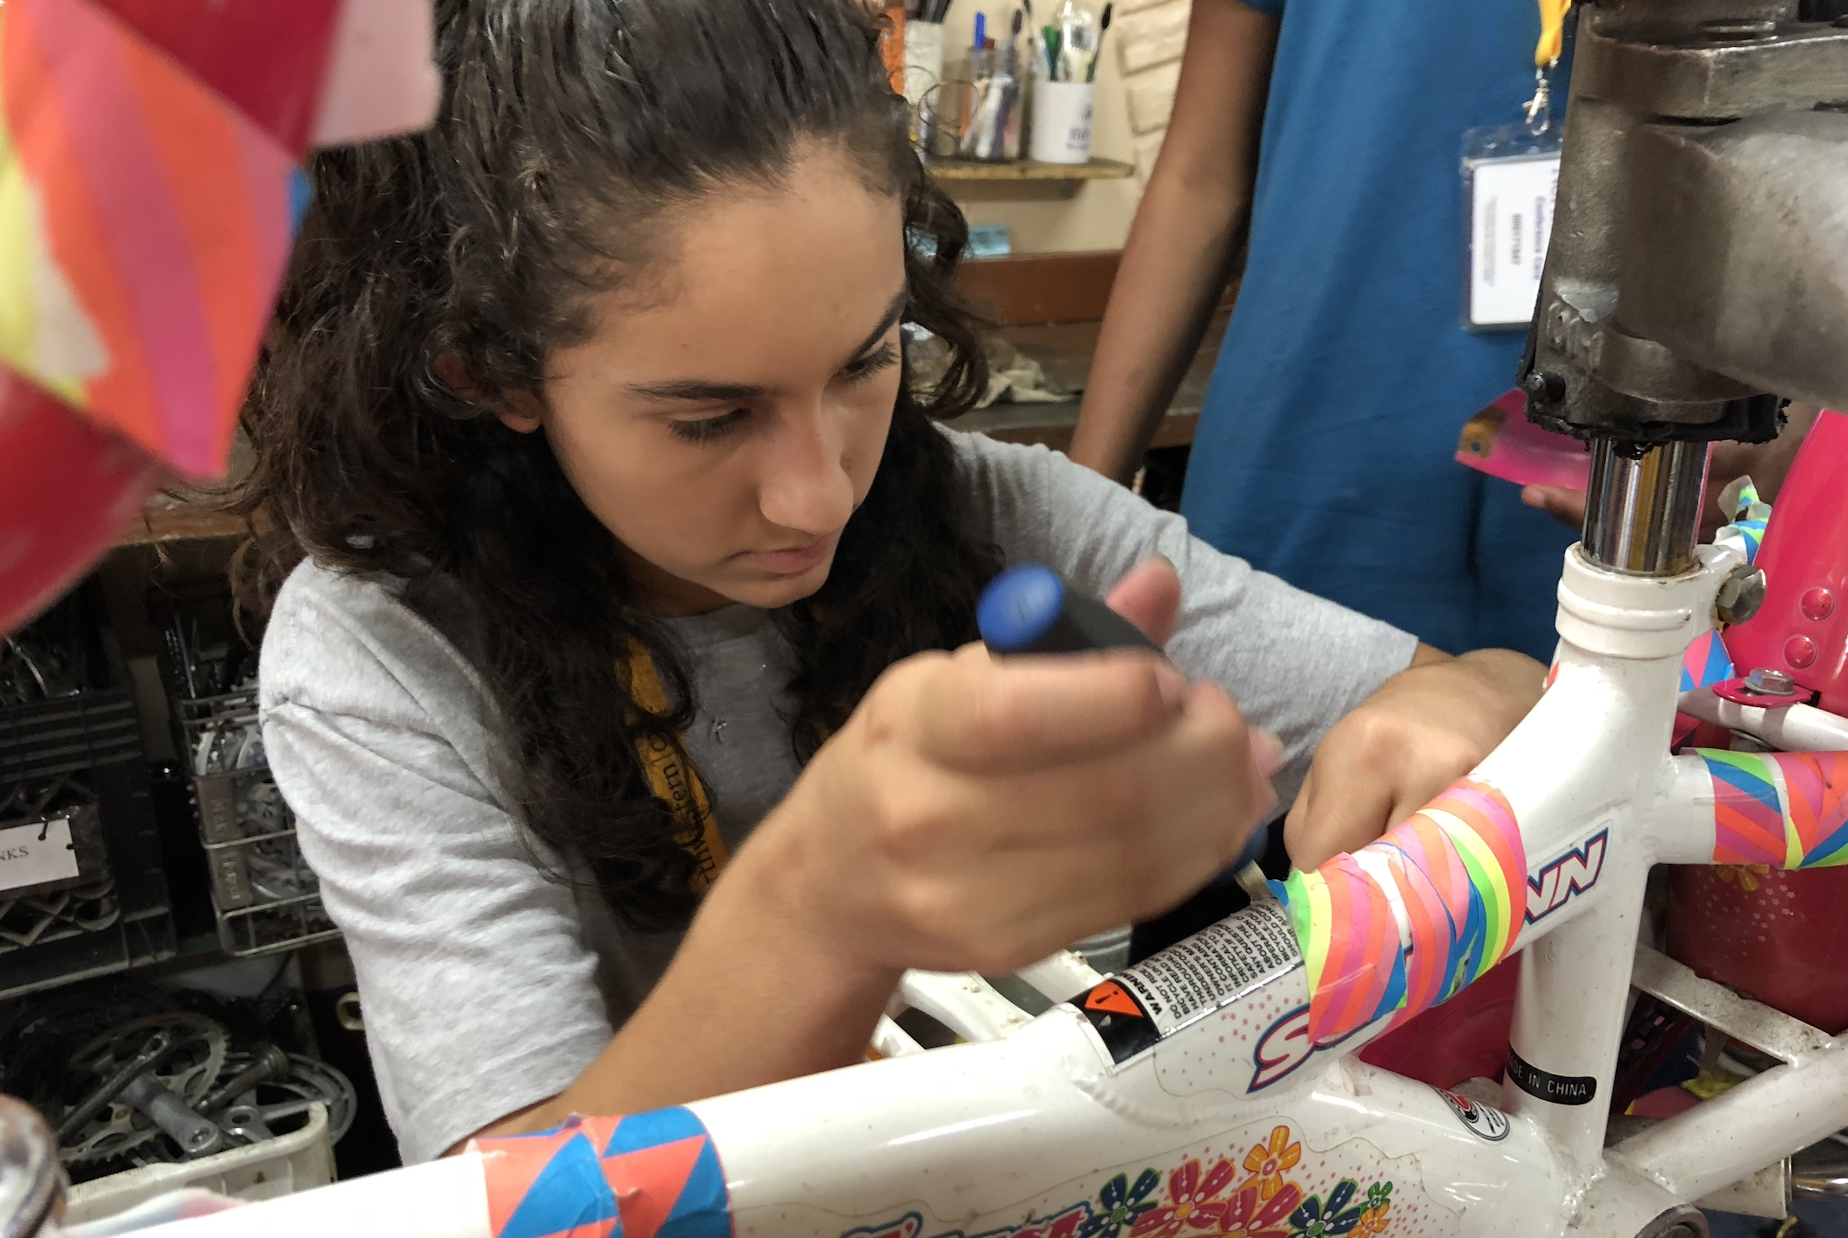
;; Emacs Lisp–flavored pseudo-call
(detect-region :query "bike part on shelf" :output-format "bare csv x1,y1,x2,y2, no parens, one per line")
0,1098,59,1238
217,1101,275,1147
1517,3,1848,445
51,1031,172,1146
0,982,178,1113
58,1013,229,1167
193,719,266,780
206,1052,357,1148
198,1044,291,1117
0,637,79,708
118,1074,222,1160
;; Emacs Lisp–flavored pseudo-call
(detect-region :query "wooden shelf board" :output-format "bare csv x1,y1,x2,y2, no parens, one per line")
119,496,246,546
926,156,1135,182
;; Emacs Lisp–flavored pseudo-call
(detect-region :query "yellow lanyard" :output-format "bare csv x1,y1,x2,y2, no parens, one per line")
1535,0,1572,67
624,644,731,894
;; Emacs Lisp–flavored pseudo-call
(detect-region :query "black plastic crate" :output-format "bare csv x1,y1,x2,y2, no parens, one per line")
0,694,138,899
0,586,177,1000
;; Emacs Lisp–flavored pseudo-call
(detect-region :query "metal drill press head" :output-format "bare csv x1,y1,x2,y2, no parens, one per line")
1518,0,1848,449
1516,0,1848,574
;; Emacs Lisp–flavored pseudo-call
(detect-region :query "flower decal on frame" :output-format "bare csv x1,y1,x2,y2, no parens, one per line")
1080,1170,1162,1238
1242,1126,1303,1202
1131,1158,1243,1238
1288,1180,1365,1238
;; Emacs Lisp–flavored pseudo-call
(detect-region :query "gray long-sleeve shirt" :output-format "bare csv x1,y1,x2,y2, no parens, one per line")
258,429,1417,1162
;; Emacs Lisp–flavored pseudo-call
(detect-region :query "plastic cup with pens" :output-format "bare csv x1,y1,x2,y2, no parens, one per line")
1028,0,1108,165
957,10,1025,161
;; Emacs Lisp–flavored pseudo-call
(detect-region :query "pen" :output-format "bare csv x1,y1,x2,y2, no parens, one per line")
1086,2,1112,82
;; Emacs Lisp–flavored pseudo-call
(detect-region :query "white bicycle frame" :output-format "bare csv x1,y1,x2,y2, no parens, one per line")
115,531,1848,1238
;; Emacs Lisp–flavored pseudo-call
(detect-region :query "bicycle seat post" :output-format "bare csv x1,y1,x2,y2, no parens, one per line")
1582,438,1709,579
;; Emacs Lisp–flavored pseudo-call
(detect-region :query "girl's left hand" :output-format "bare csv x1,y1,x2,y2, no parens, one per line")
1282,645,1545,870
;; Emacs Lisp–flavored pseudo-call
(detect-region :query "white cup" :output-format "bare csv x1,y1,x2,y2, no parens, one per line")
1029,80,1093,164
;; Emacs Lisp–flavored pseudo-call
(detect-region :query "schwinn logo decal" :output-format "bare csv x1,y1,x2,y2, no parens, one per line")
1249,1004,1363,1092
1250,1005,1313,1091
1524,829,1607,924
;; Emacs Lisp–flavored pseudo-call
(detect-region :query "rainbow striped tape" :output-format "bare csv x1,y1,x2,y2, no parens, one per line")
1701,749,1848,870
1271,780,1527,1046
0,0,312,477
475,1109,732,1238
1714,478,1771,567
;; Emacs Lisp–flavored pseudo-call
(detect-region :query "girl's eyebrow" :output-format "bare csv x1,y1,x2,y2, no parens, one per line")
625,377,773,404
623,286,911,405
846,285,911,360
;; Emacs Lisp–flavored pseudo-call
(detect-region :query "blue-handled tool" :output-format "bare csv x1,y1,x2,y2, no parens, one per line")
977,564,1271,885
978,563,1158,655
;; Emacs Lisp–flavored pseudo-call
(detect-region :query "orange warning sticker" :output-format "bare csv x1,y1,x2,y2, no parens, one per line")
1084,982,1145,1018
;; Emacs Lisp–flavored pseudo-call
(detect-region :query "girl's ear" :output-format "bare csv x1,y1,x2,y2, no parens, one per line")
433,352,545,434
494,390,546,434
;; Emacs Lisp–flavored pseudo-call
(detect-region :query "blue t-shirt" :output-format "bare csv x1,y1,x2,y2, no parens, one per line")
1178,0,1575,662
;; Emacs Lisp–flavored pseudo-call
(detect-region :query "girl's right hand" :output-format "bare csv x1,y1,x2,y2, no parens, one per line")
735,614,1278,980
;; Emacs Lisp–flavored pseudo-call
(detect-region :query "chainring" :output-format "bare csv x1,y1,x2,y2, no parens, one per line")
127,1049,357,1168
238,1053,357,1145
58,1012,229,1168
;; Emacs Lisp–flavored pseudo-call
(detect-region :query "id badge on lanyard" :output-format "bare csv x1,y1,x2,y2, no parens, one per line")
1461,0,1573,331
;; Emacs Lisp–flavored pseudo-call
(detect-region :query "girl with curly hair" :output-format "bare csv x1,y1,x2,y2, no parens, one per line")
236,0,1542,1161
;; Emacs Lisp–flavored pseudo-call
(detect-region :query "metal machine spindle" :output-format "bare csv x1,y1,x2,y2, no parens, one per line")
1582,439,1711,575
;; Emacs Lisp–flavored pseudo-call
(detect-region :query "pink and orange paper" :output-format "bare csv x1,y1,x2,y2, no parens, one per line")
0,0,435,633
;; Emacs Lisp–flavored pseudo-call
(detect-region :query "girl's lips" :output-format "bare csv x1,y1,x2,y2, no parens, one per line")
744,533,838,575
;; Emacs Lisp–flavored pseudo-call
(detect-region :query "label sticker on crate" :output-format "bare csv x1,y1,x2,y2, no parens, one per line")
207,844,255,909
0,818,81,894
1076,899,1303,1064
195,774,241,844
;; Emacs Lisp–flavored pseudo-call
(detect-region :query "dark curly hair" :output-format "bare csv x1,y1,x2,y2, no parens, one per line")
229,0,1002,931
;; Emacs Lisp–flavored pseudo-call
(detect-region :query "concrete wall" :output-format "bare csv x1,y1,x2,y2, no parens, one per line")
939,0,1189,253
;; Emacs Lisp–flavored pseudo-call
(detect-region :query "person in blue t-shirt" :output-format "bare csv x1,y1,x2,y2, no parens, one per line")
1068,0,1808,662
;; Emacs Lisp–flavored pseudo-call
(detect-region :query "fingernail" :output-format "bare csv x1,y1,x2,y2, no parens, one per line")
1251,727,1285,777
1154,662,1189,712
1147,552,1175,571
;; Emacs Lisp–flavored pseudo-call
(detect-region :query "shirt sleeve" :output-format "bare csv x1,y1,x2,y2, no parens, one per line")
259,568,612,1163
955,430,1419,807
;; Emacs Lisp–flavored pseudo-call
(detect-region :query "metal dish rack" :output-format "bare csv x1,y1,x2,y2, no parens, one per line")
158,593,338,958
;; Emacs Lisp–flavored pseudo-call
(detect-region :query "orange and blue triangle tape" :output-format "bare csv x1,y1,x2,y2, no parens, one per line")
475,1109,734,1238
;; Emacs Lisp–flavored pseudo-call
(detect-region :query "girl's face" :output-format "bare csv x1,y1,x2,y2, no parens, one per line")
503,141,908,616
